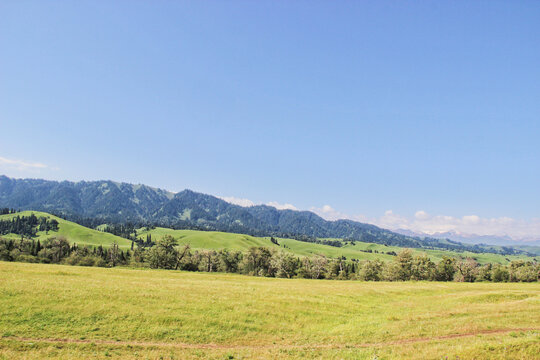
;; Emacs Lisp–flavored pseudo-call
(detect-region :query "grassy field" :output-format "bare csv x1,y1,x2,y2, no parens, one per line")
137,227,534,264
0,211,131,249
0,261,538,359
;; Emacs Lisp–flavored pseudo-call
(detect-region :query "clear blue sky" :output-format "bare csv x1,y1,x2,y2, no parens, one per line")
1,1,539,236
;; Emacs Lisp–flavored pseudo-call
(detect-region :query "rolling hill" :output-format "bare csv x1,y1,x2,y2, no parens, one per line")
135,227,534,265
1,211,534,264
0,211,131,249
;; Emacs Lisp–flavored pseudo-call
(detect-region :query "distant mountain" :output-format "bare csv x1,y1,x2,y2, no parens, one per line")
0,175,532,255
394,228,540,247
430,231,517,246
392,229,424,238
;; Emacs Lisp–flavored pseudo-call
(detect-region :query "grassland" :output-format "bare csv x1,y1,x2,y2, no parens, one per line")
136,227,534,264
0,261,538,359
0,211,131,249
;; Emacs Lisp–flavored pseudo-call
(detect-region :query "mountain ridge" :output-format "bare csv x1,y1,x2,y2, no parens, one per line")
393,228,540,247
0,175,531,255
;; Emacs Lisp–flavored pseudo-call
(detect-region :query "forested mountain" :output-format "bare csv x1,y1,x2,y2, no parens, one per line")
0,176,173,221
0,175,527,254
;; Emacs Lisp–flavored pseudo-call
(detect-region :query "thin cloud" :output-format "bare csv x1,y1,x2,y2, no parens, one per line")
0,156,49,171
314,204,540,241
310,205,367,222
267,201,297,210
379,211,540,241
221,196,540,241
218,196,255,207
219,195,299,211
311,204,346,220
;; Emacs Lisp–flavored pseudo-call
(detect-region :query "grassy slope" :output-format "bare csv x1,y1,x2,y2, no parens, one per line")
0,211,534,263
137,227,395,261
515,245,540,256
0,211,132,249
137,227,534,264
0,262,539,359
336,239,535,264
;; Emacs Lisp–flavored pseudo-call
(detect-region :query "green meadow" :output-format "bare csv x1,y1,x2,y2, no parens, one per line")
136,227,534,264
0,261,538,359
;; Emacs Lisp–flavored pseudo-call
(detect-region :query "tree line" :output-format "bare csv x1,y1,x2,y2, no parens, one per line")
1,234,537,282
0,237,129,267
0,214,59,238
0,208,17,215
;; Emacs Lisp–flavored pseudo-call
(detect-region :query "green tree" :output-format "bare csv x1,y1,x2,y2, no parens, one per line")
476,263,493,282
199,250,218,272
454,258,478,282
509,261,538,282
38,236,71,263
147,235,178,269
108,242,120,267
358,260,384,281
217,249,242,273
410,253,435,280
434,256,456,281
491,264,509,282
384,249,413,281
241,247,275,276
270,251,298,278
298,255,328,279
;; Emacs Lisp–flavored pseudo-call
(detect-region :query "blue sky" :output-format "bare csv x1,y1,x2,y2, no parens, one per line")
1,1,539,239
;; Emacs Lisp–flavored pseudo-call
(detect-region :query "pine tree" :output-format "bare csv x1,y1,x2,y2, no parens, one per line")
36,240,42,254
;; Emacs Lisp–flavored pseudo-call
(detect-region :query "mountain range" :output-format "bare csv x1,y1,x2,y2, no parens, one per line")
393,229,540,248
0,175,533,255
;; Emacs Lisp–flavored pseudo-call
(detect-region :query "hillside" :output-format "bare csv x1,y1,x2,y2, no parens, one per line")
0,175,529,255
136,227,532,265
0,211,132,249
1,211,533,264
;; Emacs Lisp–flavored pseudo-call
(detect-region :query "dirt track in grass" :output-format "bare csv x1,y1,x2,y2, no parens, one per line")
5,328,538,350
